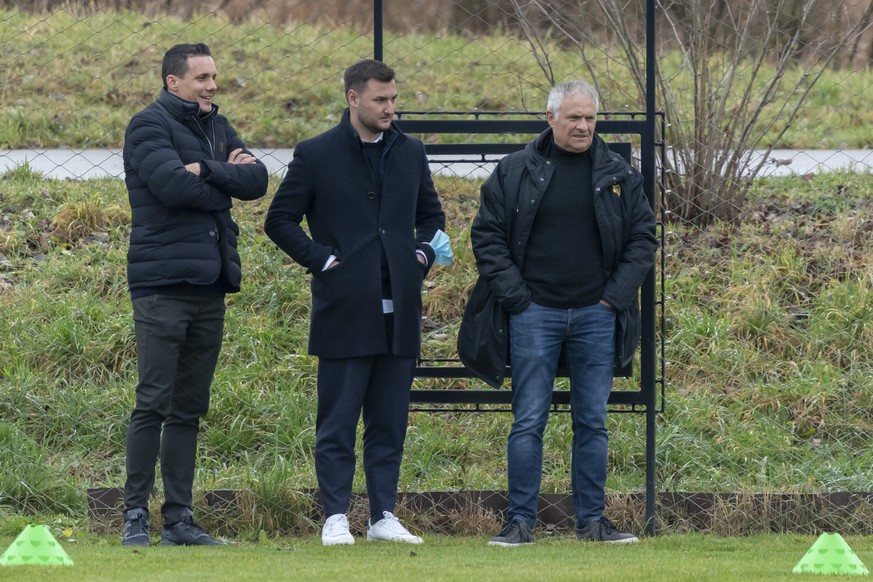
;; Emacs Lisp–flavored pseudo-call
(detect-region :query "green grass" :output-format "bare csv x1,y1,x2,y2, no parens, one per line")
0,533,871,581
2,164,873,536
2,7,873,540
1,9,871,149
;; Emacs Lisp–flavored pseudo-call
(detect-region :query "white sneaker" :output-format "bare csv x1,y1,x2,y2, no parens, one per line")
322,513,354,546
366,511,423,544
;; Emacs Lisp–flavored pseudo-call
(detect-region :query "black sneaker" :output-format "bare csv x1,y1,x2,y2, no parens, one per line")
122,508,150,547
488,519,535,547
161,510,225,546
576,517,639,543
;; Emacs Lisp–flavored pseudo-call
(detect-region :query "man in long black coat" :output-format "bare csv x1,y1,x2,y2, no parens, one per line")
265,59,445,546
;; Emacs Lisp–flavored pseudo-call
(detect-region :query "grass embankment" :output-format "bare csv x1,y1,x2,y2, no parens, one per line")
1,9,871,149
1,162,872,537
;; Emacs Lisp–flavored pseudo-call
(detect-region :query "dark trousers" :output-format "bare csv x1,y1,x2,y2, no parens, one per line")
124,294,225,524
315,354,415,524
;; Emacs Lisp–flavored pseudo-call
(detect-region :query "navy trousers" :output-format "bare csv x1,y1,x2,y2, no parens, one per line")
315,353,415,524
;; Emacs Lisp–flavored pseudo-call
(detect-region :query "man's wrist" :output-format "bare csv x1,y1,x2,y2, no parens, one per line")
416,249,428,266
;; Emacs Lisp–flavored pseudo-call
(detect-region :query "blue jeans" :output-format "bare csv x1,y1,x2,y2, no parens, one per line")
506,301,616,529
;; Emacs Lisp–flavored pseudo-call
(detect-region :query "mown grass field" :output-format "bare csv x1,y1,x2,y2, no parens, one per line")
1,532,871,581
2,5,873,546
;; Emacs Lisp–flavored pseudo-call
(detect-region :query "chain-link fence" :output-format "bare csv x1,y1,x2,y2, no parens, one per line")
2,0,873,538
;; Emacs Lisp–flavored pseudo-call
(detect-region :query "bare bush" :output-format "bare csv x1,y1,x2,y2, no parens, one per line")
844,0,873,69
512,0,873,225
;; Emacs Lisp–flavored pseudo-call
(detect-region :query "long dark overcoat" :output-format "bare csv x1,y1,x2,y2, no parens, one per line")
265,110,445,359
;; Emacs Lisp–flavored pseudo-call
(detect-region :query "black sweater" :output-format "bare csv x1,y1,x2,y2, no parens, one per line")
522,143,601,308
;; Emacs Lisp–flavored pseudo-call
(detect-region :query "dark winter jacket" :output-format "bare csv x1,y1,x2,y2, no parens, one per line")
264,109,445,359
123,89,268,293
458,129,657,387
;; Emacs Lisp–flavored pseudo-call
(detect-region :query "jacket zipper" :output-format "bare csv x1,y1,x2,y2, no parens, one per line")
194,117,215,159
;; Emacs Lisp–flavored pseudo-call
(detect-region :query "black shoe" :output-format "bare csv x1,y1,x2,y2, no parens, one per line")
488,519,535,547
576,517,639,543
161,511,225,546
122,508,150,547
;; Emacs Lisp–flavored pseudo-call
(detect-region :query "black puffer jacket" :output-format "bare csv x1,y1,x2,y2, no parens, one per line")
123,89,268,292
458,129,657,387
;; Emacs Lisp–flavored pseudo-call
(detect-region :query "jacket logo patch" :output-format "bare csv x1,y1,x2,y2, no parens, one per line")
612,183,622,197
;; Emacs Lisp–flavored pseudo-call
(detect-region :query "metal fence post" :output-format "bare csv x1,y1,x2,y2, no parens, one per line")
373,0,383,62
642,0,658,538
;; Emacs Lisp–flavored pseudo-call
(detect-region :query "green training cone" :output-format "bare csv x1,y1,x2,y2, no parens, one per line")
792,532,869,576
0,524,74,567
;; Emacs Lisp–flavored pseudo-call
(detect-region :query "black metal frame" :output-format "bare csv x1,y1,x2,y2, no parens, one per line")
373,0,663,536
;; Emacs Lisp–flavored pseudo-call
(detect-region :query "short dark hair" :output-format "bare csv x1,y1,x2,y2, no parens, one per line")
161,43,212,90
343,59,395,95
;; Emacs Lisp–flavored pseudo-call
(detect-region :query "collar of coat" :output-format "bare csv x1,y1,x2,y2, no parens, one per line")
156,88,219,122
339,107,403,150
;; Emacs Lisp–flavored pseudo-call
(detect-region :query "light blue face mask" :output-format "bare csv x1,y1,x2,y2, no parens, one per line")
429,229,454,266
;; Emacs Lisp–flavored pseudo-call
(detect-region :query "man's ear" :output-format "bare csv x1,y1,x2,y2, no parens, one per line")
347,89,358,108
166,75,178,93
546,109,557,128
